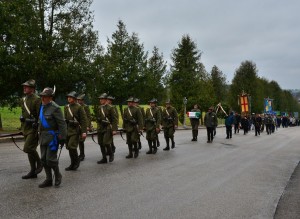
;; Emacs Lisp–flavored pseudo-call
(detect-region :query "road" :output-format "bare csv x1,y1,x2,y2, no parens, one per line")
0,126,299,219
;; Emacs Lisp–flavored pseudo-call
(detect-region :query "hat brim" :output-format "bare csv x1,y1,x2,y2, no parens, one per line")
22,83,35,88
39,93,53,96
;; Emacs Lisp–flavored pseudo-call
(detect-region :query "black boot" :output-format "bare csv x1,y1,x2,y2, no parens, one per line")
79,141,85,161
191,130,196,141
152,141,157,154
52,166,62,187
163,138,170,151
39,166,52,188
138,140,142,150
133,143,139,158
109,153,114,162
111,142,116,154
22,170,37,179
22,154,37,179
171,138,175,149
32,151,43,175
146,141,153,154
105,145,114,162
157,138,160,147
195,130,198,141
35,161,43,175
98,144,108,164
97,157,108,164
126,144,133,158
65,150,75,171
72,149,80,170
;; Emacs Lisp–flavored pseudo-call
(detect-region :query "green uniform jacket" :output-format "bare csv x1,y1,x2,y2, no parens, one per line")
145,107,161,130
161,106,178,128
204,112,218,128
64,103,87,136
21,94,41,136
80,103,92,129
136,106,145,128
110,105,119,127
123,106,143,132
156,106,163,125
264,116,273,125
97,104,118,132
39,101,67,140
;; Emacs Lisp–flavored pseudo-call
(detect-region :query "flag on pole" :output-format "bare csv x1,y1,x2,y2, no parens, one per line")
264,98,273,113
187,111,201,119
240,95,249,113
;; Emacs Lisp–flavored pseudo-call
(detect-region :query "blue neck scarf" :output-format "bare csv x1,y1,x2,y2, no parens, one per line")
39,105,58,151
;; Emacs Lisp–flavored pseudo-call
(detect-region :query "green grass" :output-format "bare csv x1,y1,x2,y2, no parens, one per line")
0,106,224,132
0,107,22,132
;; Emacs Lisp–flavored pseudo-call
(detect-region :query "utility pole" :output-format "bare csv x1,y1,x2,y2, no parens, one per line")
183,97,187,128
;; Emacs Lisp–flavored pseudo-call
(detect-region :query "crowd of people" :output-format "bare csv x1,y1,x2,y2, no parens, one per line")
18,79,300,188
20,79,179,188
190,105,300,143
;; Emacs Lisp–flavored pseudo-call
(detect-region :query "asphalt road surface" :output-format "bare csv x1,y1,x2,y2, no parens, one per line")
0,126,299,219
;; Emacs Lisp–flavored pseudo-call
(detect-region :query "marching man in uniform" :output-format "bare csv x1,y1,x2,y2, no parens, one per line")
144,99,161,154
38,87,67,188
204,106,218,143
77,94,92,161
189,104,201,141
161,100,178,150
20,79,43,179
96,93,118,164
123,97,143,158
64,91,87,171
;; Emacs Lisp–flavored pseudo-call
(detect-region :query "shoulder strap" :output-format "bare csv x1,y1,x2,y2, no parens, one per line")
23,97,31,115
165,108,170,116
101,105,109,121
128,107,133,117
150,108,154,118
67,104,74,118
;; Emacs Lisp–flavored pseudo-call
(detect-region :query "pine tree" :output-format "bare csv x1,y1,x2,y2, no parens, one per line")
168,34,213,122
229,60,259,113
103,20,148,114
210,65,227,103
143,46,167,103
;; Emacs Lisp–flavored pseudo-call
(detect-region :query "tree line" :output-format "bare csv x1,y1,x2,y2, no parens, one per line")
1,0,299,124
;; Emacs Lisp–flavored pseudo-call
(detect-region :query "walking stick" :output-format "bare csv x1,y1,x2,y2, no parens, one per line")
57,143,64,163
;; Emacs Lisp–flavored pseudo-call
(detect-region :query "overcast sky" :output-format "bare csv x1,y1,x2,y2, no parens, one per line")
91,0,299,90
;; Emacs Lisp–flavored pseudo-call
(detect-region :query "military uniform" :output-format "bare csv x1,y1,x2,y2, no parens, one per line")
123,97,143,158
64,91,87,171
144,99,161,154
161,100,178,150
134,98,145,150
156,106,163,147
265,115,273,135
107,95,119,154
77,94,92,161
190,106,201,141
241,116,249,135
97,93,118,163
38,87,67,188
204,107,218,143
20,79,43,179
254,114,262,136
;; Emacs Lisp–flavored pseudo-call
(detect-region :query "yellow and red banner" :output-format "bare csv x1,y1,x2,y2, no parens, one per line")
240,95,249,113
